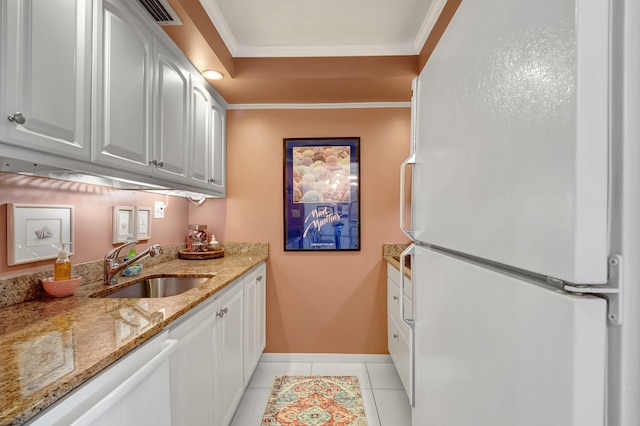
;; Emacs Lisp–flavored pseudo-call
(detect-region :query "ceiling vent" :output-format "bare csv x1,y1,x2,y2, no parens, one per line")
138,0,182,25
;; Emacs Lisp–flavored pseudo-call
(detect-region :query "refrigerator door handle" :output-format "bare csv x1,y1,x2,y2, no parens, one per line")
399,244,415,329
400,154,416,239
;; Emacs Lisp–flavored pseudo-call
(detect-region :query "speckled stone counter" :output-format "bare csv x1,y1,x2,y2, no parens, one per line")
383,243,411,279
0,244,268,426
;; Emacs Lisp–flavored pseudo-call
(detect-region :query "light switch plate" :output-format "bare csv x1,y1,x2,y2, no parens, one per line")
154,201,165,219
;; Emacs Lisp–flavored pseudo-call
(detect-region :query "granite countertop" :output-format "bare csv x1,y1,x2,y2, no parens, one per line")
0,249,268,426
383,243,412,279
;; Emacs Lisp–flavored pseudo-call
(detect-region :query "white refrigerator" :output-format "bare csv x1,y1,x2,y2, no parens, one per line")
399,0,640,425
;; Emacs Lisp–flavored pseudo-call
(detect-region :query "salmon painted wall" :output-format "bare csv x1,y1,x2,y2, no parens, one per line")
190,108,411,354
1,107,411,354
0,173,189,277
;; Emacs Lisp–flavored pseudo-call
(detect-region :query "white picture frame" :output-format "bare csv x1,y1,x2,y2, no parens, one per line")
135,207,152,240
7,204,74,265
112,206,135,244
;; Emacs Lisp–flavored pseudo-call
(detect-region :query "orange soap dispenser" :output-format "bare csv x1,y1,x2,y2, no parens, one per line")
54,243,72,281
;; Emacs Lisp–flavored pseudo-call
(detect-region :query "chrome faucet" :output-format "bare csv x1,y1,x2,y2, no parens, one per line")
104,240,163,285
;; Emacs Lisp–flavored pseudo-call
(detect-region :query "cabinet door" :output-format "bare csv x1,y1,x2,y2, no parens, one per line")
92,0,152,172
153,41,189,182
190,78,226,195
244,263,266,386
255,264,267,358
1,0,91,159
28,332,175,426
190,81,212,187
209,99,226,194
244,272,257,385
169,299,217,425
216,282,245,426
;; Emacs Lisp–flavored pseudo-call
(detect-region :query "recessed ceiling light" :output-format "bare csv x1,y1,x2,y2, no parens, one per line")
202,70,224,80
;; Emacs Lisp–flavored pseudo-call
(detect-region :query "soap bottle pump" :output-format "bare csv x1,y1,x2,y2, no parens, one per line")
54,243,72,281
208,234,220,250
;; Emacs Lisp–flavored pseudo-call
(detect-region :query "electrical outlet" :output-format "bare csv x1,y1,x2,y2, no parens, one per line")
154,201,165,218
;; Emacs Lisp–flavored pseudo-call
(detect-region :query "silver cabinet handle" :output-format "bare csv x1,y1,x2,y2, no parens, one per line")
222,307,228,314
393,295,399,301
149,159,164,167
216,307,228,318
208,178,216,183
257,275,263,282
7,112,26,125
393,333,399,339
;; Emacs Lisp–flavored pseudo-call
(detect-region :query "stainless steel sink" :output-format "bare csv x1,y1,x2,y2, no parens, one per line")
101,276,212,298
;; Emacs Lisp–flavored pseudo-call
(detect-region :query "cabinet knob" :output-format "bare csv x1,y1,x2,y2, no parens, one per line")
208,178,216,184
216,309,224,318
257,276,263,282
149,159,164,167
393,295,399,301
7,112,26,125
393,333,399,339
222,307,228,314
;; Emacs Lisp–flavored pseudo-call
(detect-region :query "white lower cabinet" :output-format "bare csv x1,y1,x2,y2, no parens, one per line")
169,262,265,426
25,262,267,426
243,263,267,386
387,263,414,405
216,280,245,426
168,297,217,425
26,331,176,426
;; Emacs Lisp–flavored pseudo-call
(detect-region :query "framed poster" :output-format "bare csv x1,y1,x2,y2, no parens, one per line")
7,204,74,265
283,137,360,251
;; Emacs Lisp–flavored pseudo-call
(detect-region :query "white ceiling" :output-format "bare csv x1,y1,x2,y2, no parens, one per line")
198,0,446,58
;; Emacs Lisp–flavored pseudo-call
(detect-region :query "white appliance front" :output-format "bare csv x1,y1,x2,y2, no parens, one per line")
408,0,610,285
411,244,607,426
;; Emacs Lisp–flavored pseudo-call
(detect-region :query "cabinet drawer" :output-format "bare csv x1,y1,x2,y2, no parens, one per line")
388,278,413,328
387,278,401,315
387,263,400,287
388,312,413,404
387,262,413,301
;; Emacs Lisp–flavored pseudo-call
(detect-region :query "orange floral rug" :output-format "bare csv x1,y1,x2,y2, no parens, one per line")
261,375,367,426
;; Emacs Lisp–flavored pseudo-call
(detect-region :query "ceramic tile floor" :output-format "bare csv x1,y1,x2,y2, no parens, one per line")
230,360,412,426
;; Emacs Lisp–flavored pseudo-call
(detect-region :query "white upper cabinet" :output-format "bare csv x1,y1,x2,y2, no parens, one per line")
92,0,153,173
190,81,212,187
209,100,226,195
152,40,190,183
0,0,92,159
0,0,227,197
190,76,226,196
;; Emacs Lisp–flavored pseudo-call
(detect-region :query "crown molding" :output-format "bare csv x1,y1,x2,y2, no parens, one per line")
227,102,411,110
413,0,449,51
233,43,419,58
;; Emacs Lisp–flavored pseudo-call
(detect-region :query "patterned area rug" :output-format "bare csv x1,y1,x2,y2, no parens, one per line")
261,375,367,425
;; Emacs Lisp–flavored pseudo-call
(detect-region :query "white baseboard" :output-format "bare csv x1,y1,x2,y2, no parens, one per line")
259,353,392,364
